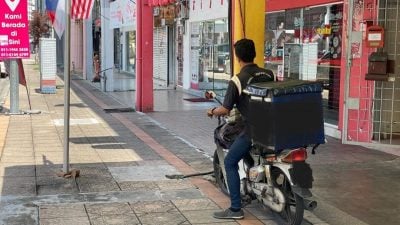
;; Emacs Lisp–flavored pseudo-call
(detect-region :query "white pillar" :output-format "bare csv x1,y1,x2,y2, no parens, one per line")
9,60,19,114
101,0,114,92
84,14,93,81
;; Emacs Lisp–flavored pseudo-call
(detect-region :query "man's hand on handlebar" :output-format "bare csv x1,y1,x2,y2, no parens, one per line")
207,107,217,118
207,106,230,118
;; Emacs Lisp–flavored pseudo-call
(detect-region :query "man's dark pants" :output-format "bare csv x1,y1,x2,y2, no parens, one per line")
224,132,252,209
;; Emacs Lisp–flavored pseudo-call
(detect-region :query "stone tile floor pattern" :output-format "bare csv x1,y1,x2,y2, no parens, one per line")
38,201,242,225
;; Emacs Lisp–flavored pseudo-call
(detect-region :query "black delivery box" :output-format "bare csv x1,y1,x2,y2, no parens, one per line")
244,80,325,151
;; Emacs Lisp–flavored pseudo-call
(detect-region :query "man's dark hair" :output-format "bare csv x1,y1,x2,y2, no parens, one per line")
234,38,256,63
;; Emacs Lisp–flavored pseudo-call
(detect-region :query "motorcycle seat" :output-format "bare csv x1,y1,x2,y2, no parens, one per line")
251,145,276,156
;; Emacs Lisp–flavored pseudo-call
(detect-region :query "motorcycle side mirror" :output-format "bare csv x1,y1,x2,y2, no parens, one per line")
205,91,216,100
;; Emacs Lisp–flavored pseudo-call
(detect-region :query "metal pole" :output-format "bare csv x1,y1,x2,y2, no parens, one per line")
342,0,354,143
9,60,19,114
63,0,71,173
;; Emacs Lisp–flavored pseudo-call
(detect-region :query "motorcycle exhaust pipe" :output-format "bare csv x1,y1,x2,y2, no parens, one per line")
304,199,317,211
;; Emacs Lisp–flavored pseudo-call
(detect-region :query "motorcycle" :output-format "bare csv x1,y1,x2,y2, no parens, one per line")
206,90,318,225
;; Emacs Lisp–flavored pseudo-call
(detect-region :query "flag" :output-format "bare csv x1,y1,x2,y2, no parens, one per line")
45,0,66,38
45,0,57,23
17,59,26,86
3,59,27,86
54,0,66,38
71,0,94,20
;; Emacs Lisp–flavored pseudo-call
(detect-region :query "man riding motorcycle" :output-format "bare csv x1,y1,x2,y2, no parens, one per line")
207,38,275,219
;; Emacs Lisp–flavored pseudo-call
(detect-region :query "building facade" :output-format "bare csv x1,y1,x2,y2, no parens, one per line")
341,0,400,147
88,0,400,148
265,0,400,147
183,1,229,94
179,0,400,148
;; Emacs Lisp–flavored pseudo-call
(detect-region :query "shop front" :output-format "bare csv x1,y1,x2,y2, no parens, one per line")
110,0,137,74
150,0,191,89
110,0,171,90
185,1,229,96
265,0,344,137
341,0,400,147
268,0,400,147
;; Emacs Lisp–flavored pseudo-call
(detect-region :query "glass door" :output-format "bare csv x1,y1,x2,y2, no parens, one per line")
196,19,230,97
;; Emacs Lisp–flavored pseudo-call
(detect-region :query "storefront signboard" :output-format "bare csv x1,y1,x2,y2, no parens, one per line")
190,0,227,22
110,0,136,29
317,25,332,35
0,0,30,59
190,22,200,89
283,43,301,79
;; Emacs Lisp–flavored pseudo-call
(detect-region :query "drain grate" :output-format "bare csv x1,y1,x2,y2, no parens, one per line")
103,107,136,113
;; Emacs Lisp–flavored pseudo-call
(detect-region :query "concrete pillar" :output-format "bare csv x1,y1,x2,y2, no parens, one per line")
101,0,114,92
83,14,93,81
135,0,153,112
232,0,265,74
71,21,83,73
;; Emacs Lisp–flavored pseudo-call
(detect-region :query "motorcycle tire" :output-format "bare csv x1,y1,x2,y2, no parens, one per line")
272,168,305,225
213,150,229,196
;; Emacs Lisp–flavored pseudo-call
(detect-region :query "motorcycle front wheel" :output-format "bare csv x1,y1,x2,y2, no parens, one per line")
213,150,229,196
273,169,305,225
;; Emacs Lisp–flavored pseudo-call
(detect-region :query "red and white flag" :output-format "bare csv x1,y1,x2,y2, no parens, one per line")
71,0,94,20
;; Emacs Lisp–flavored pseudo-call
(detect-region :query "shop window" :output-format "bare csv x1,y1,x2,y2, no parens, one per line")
265,4,343,125
190,19,229,94
126,31,136,74
265,11,288,63
114,29,121,70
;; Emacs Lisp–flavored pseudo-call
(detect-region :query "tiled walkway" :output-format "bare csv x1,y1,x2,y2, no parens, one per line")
1,58,399,225
0,59,299,225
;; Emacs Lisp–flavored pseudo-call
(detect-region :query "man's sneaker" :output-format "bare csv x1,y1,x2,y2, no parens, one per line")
213,208,244,219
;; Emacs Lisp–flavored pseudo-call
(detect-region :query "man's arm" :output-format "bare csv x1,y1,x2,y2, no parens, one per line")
207,106,230,117
207,81,238,117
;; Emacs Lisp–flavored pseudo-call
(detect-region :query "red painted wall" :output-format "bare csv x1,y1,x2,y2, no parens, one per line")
339,0,377,142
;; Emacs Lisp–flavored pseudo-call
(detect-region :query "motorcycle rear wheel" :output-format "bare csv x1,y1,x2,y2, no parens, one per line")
273,169,305,225
213,150,229,196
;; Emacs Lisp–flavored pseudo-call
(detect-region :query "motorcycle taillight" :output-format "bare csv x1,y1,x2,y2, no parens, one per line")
281,148,307,163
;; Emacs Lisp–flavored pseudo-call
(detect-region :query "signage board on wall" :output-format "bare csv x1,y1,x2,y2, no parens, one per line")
0,0,30,59
189,0,228,22
110,0,136,29
190,22,200,89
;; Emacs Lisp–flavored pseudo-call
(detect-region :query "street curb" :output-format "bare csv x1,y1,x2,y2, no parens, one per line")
0,115,10,160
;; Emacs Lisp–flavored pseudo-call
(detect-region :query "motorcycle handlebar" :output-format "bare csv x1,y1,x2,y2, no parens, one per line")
205,91,223,105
